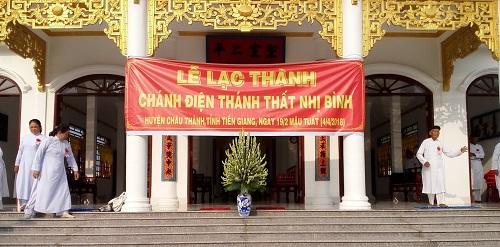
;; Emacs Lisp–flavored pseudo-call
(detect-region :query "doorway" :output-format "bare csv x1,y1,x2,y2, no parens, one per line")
189,136,302,204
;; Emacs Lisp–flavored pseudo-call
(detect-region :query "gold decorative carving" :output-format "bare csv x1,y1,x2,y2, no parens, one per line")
149,0,343,56
441,25,481,92
4,22,46,92
364,0,499,59
104,0,127,55
0,0,127,55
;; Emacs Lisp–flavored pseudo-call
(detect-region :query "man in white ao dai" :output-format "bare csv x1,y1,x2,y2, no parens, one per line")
416,126,467,207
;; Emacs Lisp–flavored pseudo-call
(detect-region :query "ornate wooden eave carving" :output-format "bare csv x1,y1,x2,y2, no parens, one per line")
148,0,343,56
441,25,481,92
3,22,45,92
364,0,499,63
0,0,127,90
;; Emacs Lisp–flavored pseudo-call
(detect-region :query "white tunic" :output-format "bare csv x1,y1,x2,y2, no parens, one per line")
28,137,78,214
0,147,9,198
492,142,500,191
416,138,463,194
469,143,485,190
14,133,46,200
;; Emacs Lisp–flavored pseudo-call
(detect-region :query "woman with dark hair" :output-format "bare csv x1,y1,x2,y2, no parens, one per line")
14,119,46,211
23,124,79,219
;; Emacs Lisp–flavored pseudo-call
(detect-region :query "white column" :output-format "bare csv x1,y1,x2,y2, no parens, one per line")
122,135,151,211
340,133,371,209
304,136,334,205
152,135,179,211
329,136,341,204
390,96,403,173
85,95,96,178
339,0,371,210
177,136,189,210
121,0,152,212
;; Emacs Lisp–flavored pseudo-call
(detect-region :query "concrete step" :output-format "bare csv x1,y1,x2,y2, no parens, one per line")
1,208,500,246
0,234,500,246
2,219,500,231
3,208,500,219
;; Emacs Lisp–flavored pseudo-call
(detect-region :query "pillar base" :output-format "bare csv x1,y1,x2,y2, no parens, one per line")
339,195,371,210
154,198,179,211
121,197,152,212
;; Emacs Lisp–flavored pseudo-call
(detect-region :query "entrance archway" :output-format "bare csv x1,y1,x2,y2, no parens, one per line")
56,74,125,204
0,75,21,204
466,74,500,202
365,74,433,201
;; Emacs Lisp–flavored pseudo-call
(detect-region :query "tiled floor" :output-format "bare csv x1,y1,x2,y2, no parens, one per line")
2,199,499,212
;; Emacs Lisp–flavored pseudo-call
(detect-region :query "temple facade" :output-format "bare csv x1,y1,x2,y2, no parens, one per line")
0,0,499,211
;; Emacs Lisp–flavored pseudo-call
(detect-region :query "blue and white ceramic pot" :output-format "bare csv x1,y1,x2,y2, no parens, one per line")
237,191,252,217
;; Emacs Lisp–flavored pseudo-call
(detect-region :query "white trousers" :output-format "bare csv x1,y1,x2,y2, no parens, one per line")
427,193,445,205
472,189,481,202
19,199,28,206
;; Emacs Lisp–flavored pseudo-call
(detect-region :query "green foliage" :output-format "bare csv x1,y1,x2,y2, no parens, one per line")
221,130,268,193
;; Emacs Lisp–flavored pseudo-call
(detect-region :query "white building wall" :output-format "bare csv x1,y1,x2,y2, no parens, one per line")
365,37,441,82
45,36,126,82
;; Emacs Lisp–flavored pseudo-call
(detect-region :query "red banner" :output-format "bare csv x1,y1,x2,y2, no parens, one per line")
125,58,365,136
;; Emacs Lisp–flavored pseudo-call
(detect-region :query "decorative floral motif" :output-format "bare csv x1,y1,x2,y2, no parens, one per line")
437,146,441,155
65,148,69,157
35,138,41,147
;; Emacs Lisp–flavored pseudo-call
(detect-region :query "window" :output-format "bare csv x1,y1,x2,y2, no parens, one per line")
96,135,112,178
402,123,418,158
69,124,85,175
377,134,391,177
0,76,20,95
68,124,113,178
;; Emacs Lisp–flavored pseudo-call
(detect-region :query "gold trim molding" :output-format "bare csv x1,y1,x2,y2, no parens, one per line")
4,22,46,92
178,31,314,38
441,25,481,92
0,0,127,54
1,0,127,91
42,30,107,37
384,30,446,38
364,0,499,60
148,0,343,56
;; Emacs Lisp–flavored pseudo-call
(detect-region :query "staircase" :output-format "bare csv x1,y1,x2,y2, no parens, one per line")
1,208,500,246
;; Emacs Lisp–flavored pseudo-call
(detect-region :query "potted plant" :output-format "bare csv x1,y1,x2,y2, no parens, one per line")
221,130,268,216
